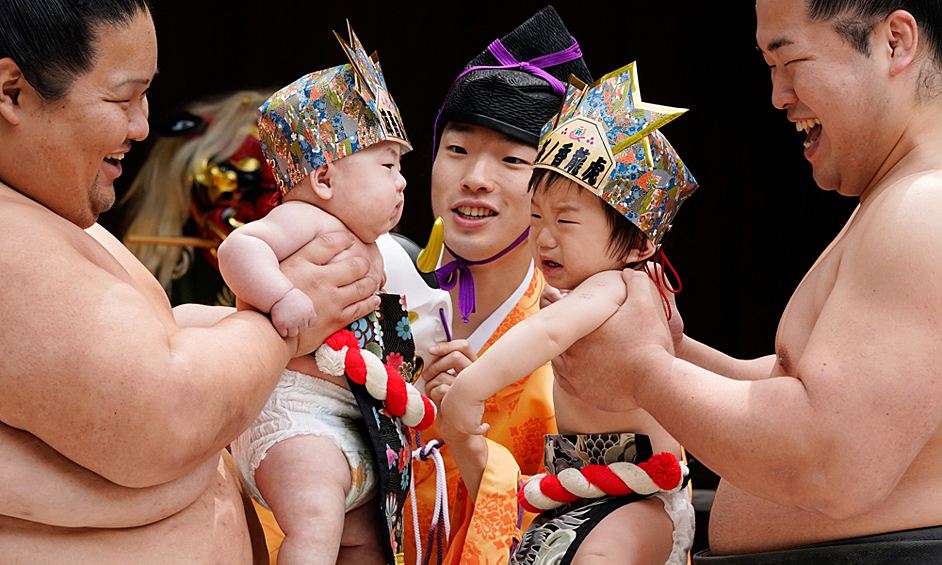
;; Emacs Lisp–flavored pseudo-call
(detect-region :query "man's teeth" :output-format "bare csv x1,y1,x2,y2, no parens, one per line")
456,206,495,217
794,118,821,133
104,153,125,161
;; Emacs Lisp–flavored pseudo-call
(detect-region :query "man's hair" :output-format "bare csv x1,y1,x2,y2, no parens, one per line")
806,0,942,69
0,0,152,102
528,168,650,263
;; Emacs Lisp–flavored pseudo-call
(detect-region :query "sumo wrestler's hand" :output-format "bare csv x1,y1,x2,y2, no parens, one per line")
645,261,685,354
554,268,673,412
278,231,381,357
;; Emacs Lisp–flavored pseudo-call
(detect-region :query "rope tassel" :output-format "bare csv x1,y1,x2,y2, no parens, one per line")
411,437,450,565
315,329,436,430
517,452,687,513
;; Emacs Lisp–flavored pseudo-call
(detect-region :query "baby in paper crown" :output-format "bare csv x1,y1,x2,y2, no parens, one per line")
221,27,427,565
442,64,698,565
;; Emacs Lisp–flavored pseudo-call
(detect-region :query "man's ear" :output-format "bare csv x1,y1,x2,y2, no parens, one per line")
623,237,656,264
0,58,24,125
880,10,919,76
308,163,334,201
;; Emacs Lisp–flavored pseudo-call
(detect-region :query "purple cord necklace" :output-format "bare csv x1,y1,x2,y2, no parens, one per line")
435,228,530,323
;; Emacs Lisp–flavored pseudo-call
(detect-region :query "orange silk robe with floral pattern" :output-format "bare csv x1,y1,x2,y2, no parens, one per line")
404,267,556,565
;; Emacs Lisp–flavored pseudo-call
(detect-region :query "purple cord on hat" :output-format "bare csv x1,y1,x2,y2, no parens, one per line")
431,37,583,159
486,38,580,97
435,228,530,323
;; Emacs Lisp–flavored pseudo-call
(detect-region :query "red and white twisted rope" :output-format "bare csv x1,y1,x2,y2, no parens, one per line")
314,329,436,430
518,452,687,513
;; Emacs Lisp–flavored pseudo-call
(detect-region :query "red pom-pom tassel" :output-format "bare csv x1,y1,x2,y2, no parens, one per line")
637,452,682,491
325,329,359,351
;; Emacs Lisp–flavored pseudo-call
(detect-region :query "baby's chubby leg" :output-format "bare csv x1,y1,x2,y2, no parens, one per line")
336,495,386,565
255,434,354,565
572,497,674,565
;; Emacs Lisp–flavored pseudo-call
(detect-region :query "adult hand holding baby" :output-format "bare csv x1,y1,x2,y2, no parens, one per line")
554,268,674,412
274,230,381,357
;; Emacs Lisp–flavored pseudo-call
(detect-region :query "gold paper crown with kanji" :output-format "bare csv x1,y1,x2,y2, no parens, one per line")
533,62,697,245
258,22,411,195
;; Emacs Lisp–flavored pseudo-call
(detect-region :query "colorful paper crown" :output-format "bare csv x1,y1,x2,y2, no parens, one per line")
258,22,411,195
533,62,697,245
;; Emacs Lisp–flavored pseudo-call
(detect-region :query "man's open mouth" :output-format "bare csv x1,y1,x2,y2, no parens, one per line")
795,118,822,149
104,153,125,165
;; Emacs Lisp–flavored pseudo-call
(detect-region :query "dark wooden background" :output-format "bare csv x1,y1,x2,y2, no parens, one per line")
103,2,857,542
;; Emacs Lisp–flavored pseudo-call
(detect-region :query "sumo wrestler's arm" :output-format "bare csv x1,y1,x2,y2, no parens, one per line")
0,216,376,489
0,422,221,528
570,196,942,517
0,304,234,527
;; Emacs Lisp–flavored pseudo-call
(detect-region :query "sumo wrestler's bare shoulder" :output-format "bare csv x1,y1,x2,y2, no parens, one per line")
0,183,130,276
849,170,942,283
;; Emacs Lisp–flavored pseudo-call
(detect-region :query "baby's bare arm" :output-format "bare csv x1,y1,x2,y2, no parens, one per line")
442,271,627,434
218,202,345,313
219,203,353,336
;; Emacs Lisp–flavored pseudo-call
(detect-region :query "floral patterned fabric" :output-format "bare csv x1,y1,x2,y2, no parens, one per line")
404,267,557,565
511,434,653,565
351,293,417,565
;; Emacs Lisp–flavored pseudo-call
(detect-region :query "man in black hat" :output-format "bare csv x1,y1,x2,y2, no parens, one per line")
402,6,592,564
